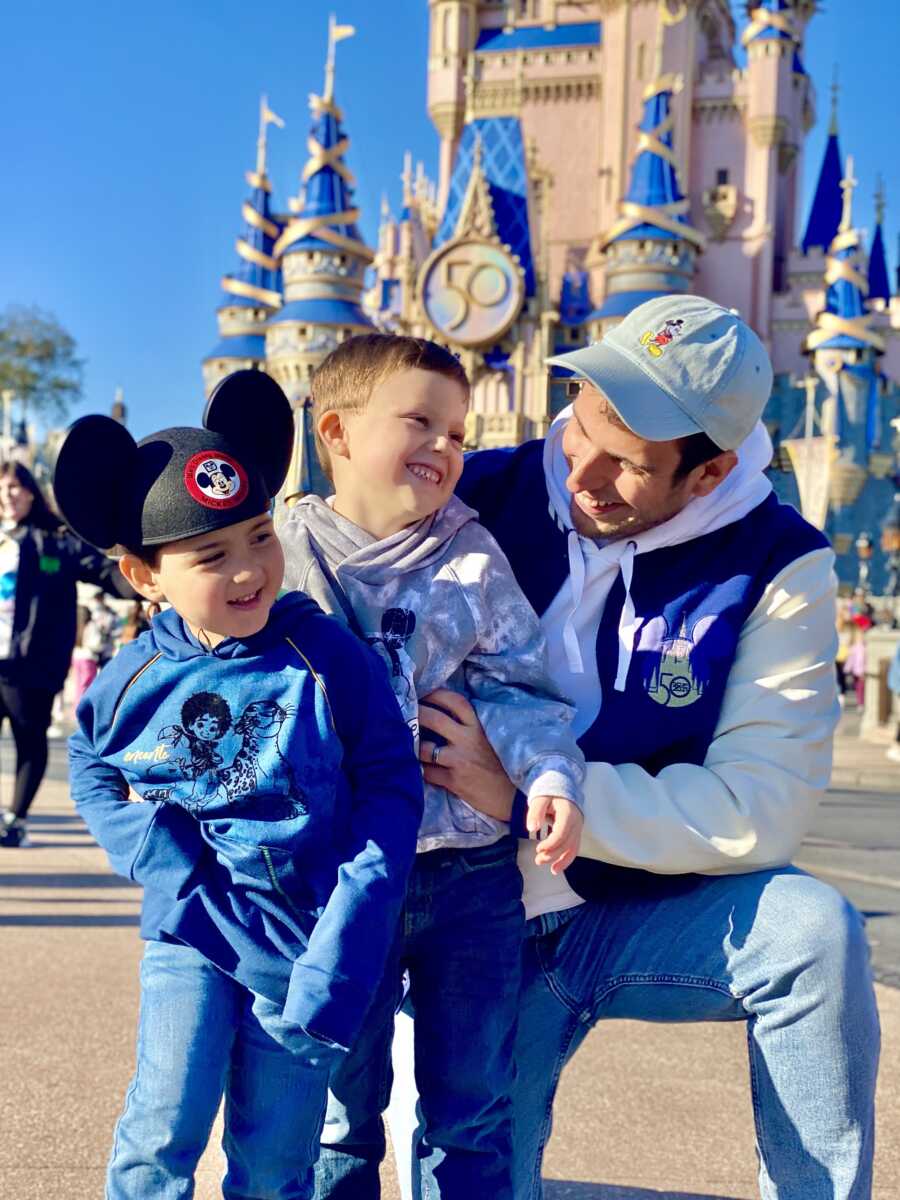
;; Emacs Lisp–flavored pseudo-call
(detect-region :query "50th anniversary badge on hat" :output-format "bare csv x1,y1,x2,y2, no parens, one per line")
53,371,294,552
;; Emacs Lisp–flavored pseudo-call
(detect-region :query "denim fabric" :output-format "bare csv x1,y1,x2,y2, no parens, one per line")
107,941,336,1200
512,867,880,1200
314,836,525,1200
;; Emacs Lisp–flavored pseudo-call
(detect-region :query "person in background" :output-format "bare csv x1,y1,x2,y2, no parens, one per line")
118,599,149,645
835,604,854,705
84,591,118,666
70,604,99,713
886,641,900,764
845,626,867,710
0,462,134,849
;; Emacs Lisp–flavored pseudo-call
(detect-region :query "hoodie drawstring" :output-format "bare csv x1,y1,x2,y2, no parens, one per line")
614,540,639,693
562,530,587,673
562,534,640,687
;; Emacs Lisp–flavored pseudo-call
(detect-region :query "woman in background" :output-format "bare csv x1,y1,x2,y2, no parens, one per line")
0,463,133,848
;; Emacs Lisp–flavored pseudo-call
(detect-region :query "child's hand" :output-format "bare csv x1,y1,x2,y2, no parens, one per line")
527,795,583,875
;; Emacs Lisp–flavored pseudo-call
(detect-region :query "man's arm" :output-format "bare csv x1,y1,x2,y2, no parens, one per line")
422,548,839,876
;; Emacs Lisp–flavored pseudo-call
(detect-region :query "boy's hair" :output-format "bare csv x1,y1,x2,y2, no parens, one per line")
311,334,470,481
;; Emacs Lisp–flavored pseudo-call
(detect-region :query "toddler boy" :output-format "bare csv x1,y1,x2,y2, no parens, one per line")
279,334,585,1199
54,370,423,1200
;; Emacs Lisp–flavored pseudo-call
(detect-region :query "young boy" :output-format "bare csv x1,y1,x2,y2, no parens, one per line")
53,370,423,1200
278,334,586,1199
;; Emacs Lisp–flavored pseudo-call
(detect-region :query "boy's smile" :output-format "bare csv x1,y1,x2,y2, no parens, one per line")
323,367,468,540
120,513,284,647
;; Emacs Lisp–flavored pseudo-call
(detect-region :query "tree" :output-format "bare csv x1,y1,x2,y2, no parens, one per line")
0,305,84,421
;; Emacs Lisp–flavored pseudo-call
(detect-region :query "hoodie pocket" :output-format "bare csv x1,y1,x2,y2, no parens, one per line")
206,829,315,919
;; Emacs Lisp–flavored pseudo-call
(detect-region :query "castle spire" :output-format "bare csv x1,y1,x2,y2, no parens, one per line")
273,22,371,265
589,3,703,322
867,178,891,307
597,3,704,255
202,98,284,391
801,69,843,254
264,19,372,463
806,155,885,355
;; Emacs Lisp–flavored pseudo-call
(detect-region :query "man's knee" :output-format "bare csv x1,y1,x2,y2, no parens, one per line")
747,870,870,980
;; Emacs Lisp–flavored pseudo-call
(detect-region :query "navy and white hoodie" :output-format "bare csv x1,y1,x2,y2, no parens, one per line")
68,592,423,1051
458,413,840,919
279,495,585,853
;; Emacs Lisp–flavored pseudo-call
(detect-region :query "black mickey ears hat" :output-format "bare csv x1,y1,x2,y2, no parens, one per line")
53,370,294,552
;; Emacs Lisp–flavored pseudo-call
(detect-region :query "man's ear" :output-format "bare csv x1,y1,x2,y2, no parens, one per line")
689,450,738,499
119,554,165,604
317,410,351,462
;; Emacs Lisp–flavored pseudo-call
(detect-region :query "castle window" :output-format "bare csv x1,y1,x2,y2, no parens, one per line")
716,168,729,186
636,43,646,81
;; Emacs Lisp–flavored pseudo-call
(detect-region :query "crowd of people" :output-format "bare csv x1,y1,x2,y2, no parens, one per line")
2,294,884,1199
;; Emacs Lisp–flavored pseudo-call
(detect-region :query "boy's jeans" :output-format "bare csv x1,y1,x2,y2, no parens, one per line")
314,835,525,1200
107,940,336,1200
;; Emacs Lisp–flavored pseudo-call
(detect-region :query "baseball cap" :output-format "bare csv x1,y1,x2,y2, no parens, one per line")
547,294,773,450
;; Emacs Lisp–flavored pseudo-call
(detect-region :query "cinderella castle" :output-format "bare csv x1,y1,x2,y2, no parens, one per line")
201,1,900,593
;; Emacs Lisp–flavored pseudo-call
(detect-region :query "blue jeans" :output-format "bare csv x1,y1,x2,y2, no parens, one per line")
107,940,337,1200
515,866,880,1200
315,835,525,1199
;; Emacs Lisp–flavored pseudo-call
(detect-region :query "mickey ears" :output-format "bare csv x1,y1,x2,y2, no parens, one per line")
203,370,294,500
53,415,140,550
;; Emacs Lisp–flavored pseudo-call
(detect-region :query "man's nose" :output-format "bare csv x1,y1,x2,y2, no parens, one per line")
566,448,606,493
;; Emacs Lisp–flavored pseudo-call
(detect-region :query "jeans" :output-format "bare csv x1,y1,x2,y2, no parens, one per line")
386,865,879,1200
513,866,880,1200
107,940,336,1200
315,835,525,1200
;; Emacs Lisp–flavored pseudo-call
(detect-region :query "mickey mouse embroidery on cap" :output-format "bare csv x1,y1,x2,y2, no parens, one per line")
184,451,248,509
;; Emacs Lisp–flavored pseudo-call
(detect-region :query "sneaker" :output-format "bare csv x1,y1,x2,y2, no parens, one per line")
0,817,30,847
885,746,900,764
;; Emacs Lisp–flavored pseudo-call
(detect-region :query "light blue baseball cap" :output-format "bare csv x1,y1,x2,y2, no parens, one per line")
547,294,773,450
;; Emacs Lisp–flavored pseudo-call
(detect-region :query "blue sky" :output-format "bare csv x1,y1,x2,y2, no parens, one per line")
1,1,897,439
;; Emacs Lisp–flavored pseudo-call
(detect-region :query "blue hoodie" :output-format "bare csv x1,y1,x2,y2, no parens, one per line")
68,592,423,1051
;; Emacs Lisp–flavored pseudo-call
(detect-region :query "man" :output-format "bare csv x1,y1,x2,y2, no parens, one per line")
412,295,879,1199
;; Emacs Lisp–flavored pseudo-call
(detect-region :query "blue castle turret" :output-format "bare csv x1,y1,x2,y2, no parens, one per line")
867,182,891,309
801,75,843,255
588,44,705,334
264,19,373,497
803,154,888,568
202,98,285,396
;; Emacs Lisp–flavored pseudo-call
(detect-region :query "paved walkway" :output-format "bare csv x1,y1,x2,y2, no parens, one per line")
0,720,897,1198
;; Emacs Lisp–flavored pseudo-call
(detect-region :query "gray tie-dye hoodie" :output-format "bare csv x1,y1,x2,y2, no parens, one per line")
279,494,585,853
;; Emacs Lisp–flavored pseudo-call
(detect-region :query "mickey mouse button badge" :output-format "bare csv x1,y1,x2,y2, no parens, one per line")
184,450,248,509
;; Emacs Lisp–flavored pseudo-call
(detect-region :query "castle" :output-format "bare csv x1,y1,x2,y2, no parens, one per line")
202,1,900,592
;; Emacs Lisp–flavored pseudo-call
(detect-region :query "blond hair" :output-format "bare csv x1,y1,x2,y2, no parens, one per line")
311,334,469,481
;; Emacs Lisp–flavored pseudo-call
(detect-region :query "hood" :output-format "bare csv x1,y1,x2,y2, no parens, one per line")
290,493,479,583
149,591,322,662
542,404,774,682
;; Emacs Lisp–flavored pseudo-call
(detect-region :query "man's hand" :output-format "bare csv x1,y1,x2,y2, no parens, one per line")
418,688,516,820
527,795,583,875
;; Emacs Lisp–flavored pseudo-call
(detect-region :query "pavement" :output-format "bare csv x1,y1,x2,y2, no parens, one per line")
0,716,897,1199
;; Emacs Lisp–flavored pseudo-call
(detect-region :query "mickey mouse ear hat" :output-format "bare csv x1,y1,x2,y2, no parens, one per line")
53,371,294,552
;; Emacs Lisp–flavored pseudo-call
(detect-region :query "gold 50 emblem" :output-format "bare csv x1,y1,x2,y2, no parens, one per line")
418,237,524,349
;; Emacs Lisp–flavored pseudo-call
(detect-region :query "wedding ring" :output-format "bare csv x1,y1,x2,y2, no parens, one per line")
430,743,441,766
